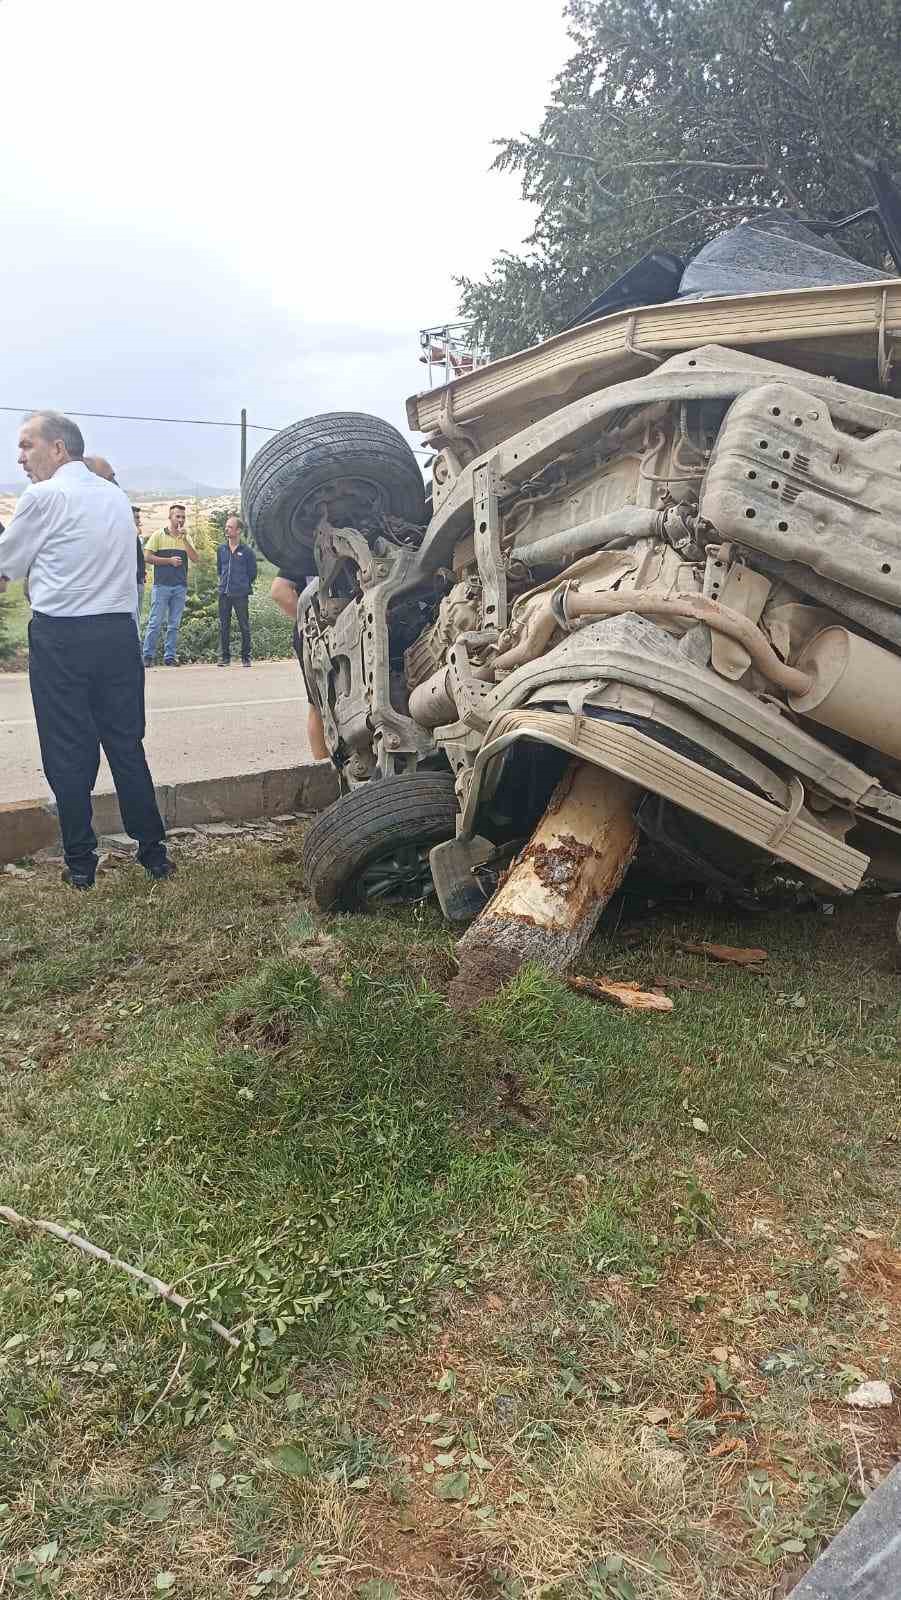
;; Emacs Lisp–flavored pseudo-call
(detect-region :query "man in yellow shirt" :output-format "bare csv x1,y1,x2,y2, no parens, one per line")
142,504,199,666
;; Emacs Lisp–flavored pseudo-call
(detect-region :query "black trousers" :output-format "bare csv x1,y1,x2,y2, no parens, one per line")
28,611,166,879
219,593,251,662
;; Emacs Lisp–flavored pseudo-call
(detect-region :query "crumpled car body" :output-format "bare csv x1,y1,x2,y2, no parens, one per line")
266,199,901,944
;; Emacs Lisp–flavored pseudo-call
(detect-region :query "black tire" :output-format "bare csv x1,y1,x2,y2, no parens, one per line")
242,411,426,573
303,774,458,912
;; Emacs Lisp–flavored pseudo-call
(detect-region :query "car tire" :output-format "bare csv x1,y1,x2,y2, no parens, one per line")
242,411,426,573
302,773,458,911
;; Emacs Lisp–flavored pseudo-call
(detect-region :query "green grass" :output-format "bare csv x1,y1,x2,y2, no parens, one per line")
0,580,30,657
1,842,899,1597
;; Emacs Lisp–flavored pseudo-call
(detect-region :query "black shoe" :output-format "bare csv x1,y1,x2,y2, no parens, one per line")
241,659,251,668
163,659,177,667
144,856,177,881
62,868,94,891
142,657,153,668
218,659,229,668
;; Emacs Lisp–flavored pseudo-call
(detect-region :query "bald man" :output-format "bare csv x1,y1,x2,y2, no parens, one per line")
85,456,145,620
84,453,116,482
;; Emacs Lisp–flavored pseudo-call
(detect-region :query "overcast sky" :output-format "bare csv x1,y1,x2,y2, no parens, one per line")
0,0,569,491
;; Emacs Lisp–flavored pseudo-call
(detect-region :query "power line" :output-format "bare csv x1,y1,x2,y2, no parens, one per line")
0,405,279,431
0,403,434,453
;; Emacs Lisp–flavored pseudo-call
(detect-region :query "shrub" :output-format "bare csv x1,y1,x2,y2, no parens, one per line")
175,548,295,665
0,592,16,662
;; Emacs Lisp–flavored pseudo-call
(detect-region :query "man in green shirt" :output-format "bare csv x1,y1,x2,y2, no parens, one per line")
142,504,199,665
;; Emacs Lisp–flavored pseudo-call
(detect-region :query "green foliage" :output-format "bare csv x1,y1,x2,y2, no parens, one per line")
459,0,901,354
0,591,17,662
174,582,295,664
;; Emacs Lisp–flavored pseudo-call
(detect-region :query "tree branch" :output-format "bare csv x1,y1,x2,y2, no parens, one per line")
597,155,764,175
535,145,768,176
0,1206,241,1349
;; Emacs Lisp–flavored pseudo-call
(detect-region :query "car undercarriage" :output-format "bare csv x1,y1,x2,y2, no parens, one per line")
244,168,901,991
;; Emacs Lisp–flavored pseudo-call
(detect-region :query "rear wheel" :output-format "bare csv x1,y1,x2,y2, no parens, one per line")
302,773,458,911
242,411,426,573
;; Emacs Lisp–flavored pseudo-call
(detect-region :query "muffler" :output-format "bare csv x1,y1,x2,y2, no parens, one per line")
789,627,901,759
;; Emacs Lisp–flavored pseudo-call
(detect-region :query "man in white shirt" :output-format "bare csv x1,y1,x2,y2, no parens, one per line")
0,411,175,889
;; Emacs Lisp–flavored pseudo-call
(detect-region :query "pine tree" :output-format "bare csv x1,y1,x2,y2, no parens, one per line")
458,0,901,355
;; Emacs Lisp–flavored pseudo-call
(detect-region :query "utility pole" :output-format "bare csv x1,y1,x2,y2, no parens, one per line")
240,408,247,485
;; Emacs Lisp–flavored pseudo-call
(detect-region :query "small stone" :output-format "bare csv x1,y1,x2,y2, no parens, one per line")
845,1380,893,1409
194,822,243,836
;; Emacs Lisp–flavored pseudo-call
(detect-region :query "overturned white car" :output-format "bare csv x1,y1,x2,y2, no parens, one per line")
245,164,901,990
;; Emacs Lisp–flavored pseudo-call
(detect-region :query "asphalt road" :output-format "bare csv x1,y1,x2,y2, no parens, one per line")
0,659,314,804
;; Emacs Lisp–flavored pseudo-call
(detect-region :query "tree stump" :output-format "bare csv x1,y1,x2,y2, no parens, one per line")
448,760,639,1009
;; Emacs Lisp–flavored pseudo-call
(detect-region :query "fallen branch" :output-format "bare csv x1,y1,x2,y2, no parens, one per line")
846,1419,867,1497
736,1129,772,1167
133,1341,187,1431
684,1208,735,1251
675,940,768,968
330,1248,433,1279
567,975,674,1012
0,1206,240,1349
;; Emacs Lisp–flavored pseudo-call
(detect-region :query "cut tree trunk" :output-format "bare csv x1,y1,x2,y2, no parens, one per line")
448,761,639,1009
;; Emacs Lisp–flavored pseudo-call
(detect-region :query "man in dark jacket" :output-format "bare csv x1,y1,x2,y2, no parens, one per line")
217,514,258,666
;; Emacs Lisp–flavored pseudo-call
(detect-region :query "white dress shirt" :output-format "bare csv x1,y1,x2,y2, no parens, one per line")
0,461,137,617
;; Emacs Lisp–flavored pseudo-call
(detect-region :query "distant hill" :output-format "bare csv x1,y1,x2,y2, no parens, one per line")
118,465,233,497
0,466,234,497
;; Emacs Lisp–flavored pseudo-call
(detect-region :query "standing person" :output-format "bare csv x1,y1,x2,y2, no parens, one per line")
83,456,145,625
216,514,257,667
0,412,174,888
132,507,147,625
270,570,329,760
142,504,198,666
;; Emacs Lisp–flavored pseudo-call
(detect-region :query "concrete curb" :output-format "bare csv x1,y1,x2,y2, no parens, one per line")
0,763,339,865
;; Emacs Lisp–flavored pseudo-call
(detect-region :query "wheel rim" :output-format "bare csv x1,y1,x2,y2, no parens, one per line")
293,474,388,538
355,842,435,904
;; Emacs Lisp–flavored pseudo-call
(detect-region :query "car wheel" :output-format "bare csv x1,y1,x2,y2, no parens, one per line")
302,773,458,912
242,411,426,573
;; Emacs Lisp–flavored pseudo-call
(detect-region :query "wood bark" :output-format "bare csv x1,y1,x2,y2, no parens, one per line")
448,761,638,1008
